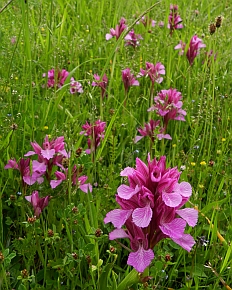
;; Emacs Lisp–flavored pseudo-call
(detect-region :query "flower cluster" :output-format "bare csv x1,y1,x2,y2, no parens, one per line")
168,4,183,35
104,155,198,273
43,69,83,94
4,136,91,189
5,135,92,216
148,88,186,129
80,120,106,154
175,35,206,65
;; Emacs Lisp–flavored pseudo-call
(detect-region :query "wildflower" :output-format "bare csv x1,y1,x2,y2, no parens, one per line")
121,68,139,93
24,135,69,182
138,16,156,28
124,29,143,47
200,161,206,166
139,62,165,85
50,166,92,193
186,35,206,66
43,69,82,93
222,138,226,142
50,171,66,188
80,120,106,154
92,74,108,98
43,69,69,88
106,17,127,40
148,88,186,129
25,191,50,218
191,162,196,166
168,4,183,35
11,36,16,45
104,154,198,273
134,119,172,143
25,135,68,160
4,158,45,186
70,80,83,94
174,40,186,55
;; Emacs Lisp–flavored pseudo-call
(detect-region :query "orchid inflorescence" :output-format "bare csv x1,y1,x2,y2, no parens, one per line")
175,35,206,66
104,154,198,273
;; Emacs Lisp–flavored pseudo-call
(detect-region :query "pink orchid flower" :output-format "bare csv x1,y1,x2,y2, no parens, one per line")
25,191,50,218
104,154,198,273
106,17,127,41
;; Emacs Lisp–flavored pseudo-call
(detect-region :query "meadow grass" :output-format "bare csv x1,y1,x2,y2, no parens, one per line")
0,0,232,289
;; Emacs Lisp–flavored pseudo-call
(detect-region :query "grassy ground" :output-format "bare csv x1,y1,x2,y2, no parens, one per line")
0,0,232,289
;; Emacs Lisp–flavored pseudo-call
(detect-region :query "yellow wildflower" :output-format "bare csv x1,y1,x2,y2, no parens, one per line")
200,161,206,166
191,162,196,166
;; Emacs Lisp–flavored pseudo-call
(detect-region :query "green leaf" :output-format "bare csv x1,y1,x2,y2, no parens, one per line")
84,243,94,252
116,268,140,290
5,216,13,226
18,284,27,290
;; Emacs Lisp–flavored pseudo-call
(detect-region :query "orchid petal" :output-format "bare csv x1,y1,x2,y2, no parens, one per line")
172,233,195,251
104,209,132,228
176,208,198,227
41,148,55,160
132,205,152,228
50,179,63,189
162,191,182,207
160,218,186,239
127,246,154,273
117,184,140,200
179,182,192,197
109,228,129,240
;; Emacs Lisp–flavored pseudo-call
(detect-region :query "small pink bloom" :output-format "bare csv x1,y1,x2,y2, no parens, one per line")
92,73,108,98
135,119,172,143
139,62,165,85
125,29,143,47
25,191,50,218
138,16,156,28
148,88,186,129
106,17,127,40
122,68,139,93
70,80,83,94
186,35,206,65
174,40,186,55
80,120,106,154
168,4,183,35
11,36,16,45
